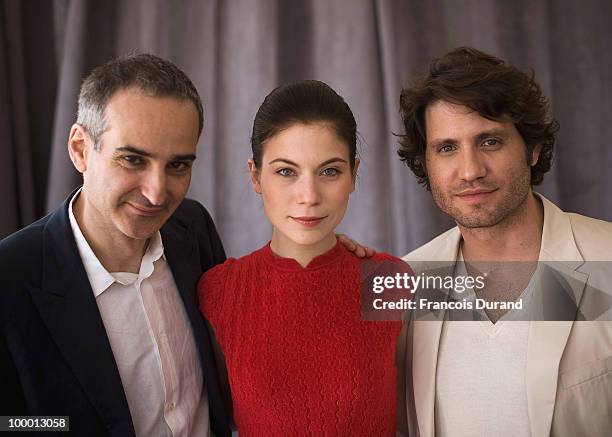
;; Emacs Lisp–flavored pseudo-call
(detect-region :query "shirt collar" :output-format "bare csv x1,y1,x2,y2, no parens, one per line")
138,230,164,281
68,189,166,297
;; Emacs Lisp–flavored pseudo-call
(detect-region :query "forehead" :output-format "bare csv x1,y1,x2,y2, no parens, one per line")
263,123,350,162
424,100,512,141
102,87,199,154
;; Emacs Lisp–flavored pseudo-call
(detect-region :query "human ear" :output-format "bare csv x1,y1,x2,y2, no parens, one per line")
530,144,542,166
247,159,262,194
68,124,92,173
350,158,360,193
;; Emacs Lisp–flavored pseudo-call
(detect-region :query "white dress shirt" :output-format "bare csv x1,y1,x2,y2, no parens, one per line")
68,191,211,437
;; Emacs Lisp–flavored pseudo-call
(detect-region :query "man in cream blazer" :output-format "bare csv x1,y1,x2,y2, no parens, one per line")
395,47,612,436
398,193,612,436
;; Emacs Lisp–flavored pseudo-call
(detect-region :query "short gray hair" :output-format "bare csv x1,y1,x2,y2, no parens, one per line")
77,53,203,150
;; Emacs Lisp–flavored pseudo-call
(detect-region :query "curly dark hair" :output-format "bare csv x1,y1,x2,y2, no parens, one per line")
398,47,559,190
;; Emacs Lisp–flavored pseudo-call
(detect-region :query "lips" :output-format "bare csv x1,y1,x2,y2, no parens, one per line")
127,202,165,216
455,188,497,203
290,216,327,228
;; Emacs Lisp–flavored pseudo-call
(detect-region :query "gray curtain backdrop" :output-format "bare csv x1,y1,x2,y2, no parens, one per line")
2,0,611,257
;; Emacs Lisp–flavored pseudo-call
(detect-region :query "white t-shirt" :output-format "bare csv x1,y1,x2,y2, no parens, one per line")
435,252,534,437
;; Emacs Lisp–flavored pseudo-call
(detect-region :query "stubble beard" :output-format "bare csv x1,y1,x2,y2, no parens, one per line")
430,167,532,230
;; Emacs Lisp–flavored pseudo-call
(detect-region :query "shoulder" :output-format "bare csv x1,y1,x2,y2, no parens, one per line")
370,252,408,265
365,252,415,274
165,198,226,267
0,214,54,315
0,214,50,275
168,198,215,228
197,246,266,300
401,226,461,263
568,212,612,260
198,258,237,291
0,217,46,254
200,245,267,282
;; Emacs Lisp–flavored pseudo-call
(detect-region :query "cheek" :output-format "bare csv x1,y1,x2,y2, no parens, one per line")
510,150,531,172
325,180,353,210
424,160,446,187
171,175,192,198
260,183,290,215
84,166,117,202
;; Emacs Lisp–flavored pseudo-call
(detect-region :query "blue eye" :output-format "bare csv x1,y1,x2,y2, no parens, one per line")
276,168,296,177
321,167,340,177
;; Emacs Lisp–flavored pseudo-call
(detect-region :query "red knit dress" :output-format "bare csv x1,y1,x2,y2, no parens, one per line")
198,240,402,436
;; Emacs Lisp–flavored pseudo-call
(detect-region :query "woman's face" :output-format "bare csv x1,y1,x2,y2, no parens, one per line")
249,122,358,254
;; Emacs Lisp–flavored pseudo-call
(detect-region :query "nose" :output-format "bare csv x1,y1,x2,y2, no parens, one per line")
295,175,321,206
459,148,487,182
141,168,167,206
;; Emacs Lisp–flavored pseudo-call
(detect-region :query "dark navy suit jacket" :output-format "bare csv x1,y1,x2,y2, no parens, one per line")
0,192,232,436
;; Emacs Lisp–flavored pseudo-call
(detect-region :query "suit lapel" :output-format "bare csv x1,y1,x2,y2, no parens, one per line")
525,194,589,436
161,219,198,316
412,319,443,437
34,197,135,437
409,230,462,437
161,219,230,436
525,235,588,437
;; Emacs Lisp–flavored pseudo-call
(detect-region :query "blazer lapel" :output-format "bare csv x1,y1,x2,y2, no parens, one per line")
526,194,589,437
408,230,462,437
33,199,135,437
411,319,443,437
161,220,230,436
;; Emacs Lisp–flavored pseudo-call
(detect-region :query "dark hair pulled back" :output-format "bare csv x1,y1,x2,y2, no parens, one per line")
251,80,357,169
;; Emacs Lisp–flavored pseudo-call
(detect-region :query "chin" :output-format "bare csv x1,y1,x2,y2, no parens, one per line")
118,221,161,240
455,210,505,228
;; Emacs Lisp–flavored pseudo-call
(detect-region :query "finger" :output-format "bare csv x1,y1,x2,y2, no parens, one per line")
338,234,357,251
364,246,376,257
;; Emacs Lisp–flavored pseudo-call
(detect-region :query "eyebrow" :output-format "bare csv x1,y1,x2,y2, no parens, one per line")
474,129,509,143
429,129,510,147
267,157,348,167
115,145,196,161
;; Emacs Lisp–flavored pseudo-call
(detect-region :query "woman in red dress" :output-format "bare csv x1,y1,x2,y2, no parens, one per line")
198,80,407,436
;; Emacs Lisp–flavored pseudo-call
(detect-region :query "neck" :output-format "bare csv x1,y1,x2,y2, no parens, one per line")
270,231,337,268
73,193,148,273
459,192,544,262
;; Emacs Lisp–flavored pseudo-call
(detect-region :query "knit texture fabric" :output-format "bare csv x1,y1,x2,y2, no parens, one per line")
198,240,401,436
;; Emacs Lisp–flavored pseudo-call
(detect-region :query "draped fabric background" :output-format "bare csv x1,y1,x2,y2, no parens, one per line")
2,0,611,257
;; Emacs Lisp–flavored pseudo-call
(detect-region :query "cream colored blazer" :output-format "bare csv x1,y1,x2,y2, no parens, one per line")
397,193,612,437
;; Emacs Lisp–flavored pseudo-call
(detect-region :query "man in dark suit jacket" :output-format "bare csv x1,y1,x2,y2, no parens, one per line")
0,54,232,436
0,194,231,436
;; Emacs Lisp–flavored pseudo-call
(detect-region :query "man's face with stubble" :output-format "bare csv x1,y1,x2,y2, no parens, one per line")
423,100,540,229
73,87,199,242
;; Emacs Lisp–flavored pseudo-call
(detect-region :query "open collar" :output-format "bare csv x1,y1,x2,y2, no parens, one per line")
67,189,166,297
